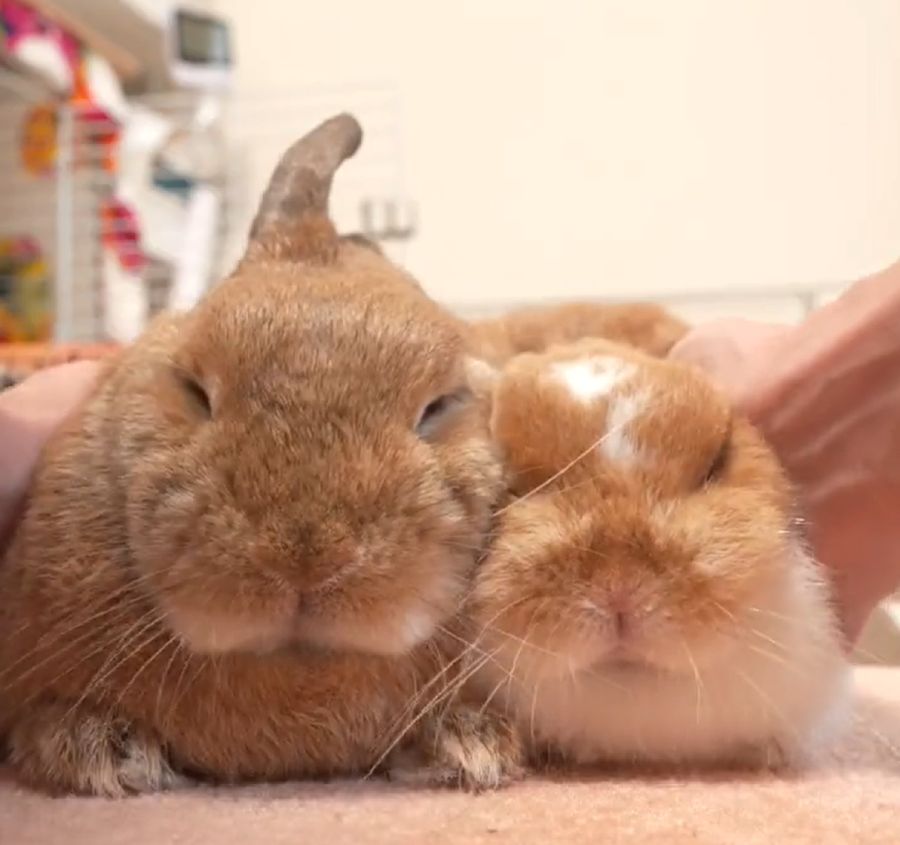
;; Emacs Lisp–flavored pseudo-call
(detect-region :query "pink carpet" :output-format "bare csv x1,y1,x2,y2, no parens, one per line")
1,667,898,845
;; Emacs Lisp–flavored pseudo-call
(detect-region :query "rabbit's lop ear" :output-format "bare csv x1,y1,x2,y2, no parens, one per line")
246,113,362,262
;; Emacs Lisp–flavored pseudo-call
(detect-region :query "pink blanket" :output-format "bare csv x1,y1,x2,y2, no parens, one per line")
2,666,898,845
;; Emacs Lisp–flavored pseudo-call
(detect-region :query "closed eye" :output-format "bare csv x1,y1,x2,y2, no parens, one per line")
415,388,470,437
702,438,730,486
178,372,212,419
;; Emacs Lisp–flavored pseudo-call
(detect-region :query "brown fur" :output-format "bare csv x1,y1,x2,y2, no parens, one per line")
468,302,688,365
471,337,799,689
463,339,847,769
0,115,522,796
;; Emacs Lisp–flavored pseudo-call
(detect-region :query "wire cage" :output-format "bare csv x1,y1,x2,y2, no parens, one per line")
0,76,413,378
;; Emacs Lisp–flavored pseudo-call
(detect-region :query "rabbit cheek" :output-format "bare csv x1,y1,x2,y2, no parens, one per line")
162,600,295,655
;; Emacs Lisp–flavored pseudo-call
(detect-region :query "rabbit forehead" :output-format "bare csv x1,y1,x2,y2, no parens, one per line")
494,339,732,502
551,355,638,403
549,355,648,467
179,260,466,410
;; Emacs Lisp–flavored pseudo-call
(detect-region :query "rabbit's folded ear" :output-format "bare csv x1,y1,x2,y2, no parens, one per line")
464,357,499,404
245,113,363,263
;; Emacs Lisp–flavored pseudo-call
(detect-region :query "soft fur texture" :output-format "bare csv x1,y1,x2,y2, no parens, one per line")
0,113,698,799
0,115,520,796
468,301,688,366
2,667,897,845
0,115,843,798
468,338,850,768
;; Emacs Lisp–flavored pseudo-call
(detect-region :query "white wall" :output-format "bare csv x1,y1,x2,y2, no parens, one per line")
211,0,900,314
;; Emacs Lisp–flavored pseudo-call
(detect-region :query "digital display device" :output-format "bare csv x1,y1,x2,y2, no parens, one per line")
168,7,233,89
176,10,231,66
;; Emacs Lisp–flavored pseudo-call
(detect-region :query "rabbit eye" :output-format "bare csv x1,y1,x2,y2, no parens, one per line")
179,373,212,419
415,389,470,437
702,439,730,486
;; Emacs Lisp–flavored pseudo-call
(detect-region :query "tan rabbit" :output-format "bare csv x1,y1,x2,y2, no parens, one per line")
466,338,849,770
0,115,523,796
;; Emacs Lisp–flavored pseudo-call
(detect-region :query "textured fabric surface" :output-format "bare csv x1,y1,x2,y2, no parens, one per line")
1,667,898,845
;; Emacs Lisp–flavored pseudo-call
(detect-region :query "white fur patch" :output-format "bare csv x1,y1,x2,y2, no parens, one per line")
601,390,648,466
553,357,636,404
398,606,438,650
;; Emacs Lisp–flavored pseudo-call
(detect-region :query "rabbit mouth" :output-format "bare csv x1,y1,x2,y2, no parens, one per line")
589,649,656,675
602,655,652,672
584,640,680,677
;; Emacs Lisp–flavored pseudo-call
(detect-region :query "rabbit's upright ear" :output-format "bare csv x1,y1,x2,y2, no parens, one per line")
244,113,362,263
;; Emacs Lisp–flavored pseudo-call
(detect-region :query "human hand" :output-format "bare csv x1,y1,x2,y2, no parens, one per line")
0,361,102,545
669,301,900,645
667,318,792,424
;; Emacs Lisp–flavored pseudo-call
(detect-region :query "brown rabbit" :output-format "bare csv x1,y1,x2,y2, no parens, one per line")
466,338,849,769
0,115,523,796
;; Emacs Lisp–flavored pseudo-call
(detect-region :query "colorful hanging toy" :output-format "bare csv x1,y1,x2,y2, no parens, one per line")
0,236,52,343
1,0,140,272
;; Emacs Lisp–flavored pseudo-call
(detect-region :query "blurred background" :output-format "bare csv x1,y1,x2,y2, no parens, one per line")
0,0,898,660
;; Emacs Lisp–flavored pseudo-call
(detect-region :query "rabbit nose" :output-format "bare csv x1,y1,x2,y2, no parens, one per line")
605,589,638,640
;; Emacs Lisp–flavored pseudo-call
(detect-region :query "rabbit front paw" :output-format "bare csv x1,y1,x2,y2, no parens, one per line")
726,737,797,773
391,704,525,792
9,698,187,797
